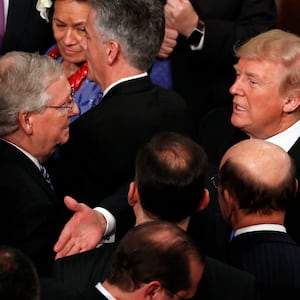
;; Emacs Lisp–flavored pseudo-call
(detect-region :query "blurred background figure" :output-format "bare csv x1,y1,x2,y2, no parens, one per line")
0,0,54,55
0,245,40,300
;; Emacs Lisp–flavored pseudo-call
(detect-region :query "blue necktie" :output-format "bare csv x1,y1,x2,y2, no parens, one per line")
40,165,54,189
150,58,173,89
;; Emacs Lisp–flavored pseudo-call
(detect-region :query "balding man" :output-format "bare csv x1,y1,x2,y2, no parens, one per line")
217,139,300,299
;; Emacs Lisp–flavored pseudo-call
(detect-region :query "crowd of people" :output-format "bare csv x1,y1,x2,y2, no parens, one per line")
1,0,300,299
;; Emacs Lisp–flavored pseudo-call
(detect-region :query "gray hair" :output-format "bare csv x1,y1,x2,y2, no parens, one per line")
0,51,64,137
88,0,165,71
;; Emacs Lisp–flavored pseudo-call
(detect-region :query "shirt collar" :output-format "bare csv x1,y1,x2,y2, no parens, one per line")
265,120,300,152
102,72,148,97
234,224,286,237
95,282,116,300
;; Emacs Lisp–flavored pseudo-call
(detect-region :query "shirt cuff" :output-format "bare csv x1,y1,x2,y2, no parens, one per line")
94,207,116,237
190,31,205,51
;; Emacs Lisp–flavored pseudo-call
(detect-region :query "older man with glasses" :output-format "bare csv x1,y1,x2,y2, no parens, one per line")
0,51,78,277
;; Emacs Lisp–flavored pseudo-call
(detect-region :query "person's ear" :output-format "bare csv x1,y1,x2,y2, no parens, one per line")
283,96,300,113
128,181,139,206
18,110,33,134
195,188,210,212
222,188,237,223
144,281,165,300
107,40,120,64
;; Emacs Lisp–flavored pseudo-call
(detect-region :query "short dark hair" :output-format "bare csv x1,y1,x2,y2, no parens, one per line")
105,221,203,294
0,245,39,300
135,131,208,222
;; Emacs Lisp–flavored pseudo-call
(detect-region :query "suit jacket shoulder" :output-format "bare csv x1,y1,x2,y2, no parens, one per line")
228,231,300,296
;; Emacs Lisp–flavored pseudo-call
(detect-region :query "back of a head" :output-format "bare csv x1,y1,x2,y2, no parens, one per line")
88,0,164,71
135,131,208,222
234,29,300,98
0,245,39,300
105,221,203,294
0,51,64,137
219,139,297,214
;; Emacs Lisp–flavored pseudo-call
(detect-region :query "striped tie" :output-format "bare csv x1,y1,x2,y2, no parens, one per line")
40,165,54,189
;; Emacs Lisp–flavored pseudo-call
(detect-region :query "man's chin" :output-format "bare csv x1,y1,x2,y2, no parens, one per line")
231,114,244,129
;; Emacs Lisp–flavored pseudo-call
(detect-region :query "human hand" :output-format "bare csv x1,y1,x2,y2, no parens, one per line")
165,0,198,37
158,27,178,58
54,196,106,259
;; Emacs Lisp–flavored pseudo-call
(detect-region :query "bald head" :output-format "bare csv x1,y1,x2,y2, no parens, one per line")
219,139,297,215
221,139,292,188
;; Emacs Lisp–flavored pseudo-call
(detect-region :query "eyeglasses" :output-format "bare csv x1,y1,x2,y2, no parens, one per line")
46,88,76,113
210,174,219,189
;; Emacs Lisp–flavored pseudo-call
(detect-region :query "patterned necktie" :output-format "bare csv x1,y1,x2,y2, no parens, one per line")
40,165,54,189
150,58,173,89
0,0,5,50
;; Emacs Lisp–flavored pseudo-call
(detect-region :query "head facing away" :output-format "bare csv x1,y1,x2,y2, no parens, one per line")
128,131,209,229
0,51,79,162
230,29,300,139
0,245,40,300
81,0,164,88
104,221,204,300
217,139,298,228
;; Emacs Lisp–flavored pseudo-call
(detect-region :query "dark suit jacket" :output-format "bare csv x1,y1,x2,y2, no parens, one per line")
194,256,261,300
1,0,54,54
40,277,104,300
52,243,117,291
50,76,197,211
171,0,277,124
226,231,300,299
0,139,69,276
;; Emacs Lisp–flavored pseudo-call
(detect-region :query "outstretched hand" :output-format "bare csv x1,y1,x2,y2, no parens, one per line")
54,196,107,259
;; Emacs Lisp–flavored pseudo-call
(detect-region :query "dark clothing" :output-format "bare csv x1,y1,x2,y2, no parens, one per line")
0,140,69,276
49,76,197,209
194,256,261,300
226,231,300,299
1,0,54,54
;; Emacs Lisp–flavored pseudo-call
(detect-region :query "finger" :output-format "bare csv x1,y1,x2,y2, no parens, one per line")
53,227,71,253
54,240,78,259
63,242,82,257
64,196,80,212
